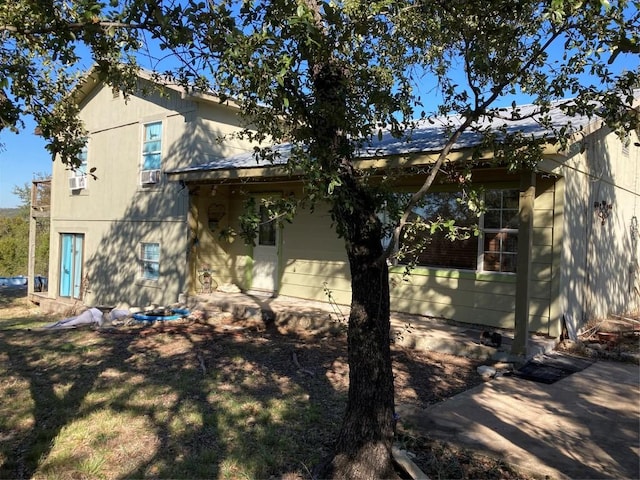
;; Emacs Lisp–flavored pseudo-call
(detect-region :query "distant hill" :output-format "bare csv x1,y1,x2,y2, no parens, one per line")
0,208,21,218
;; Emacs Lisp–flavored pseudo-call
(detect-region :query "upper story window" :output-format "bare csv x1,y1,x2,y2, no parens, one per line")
140,121,162,185
69,141,88,191
142,121,162,171
398,188,519,273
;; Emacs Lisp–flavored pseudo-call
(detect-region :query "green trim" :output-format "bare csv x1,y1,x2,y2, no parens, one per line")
389,265,517,283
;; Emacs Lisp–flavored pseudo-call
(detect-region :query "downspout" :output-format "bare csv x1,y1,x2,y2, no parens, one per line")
513,170,536,356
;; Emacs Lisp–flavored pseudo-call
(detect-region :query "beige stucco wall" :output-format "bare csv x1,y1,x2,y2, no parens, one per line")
47,79,253,308
559,126,640,330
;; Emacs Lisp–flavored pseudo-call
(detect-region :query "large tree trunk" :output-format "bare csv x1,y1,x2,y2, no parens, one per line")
305,34,396,477
319,189,397,479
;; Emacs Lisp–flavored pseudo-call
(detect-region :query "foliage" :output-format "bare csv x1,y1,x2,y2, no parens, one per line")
0,179,50,277
236,195,298,246
0,208,20,218
0,0,143,166
1,0,639,476
0,215,28,276
131,0,640,265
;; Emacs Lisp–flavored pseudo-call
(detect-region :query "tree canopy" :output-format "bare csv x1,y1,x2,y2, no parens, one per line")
1,0,638,476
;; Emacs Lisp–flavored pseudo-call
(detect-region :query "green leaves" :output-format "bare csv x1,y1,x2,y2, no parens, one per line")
236,195,299,246
0,0,142,161
1,0,638,242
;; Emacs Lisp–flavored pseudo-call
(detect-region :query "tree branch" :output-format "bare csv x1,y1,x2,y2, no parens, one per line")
378,23,569,266
0,21,147,36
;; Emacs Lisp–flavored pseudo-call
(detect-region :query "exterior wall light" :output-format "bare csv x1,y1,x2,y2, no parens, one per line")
594,200,613,225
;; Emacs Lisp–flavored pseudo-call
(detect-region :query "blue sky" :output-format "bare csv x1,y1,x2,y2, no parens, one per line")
0,116,51,208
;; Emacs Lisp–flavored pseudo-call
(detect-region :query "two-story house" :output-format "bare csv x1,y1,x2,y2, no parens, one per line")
32,69,254,311
32,70,640,344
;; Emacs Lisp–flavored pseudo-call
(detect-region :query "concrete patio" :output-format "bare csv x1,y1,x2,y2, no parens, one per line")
397,360,640,480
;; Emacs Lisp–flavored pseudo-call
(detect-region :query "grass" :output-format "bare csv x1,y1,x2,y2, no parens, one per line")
0,289,344,479
0,287,538,479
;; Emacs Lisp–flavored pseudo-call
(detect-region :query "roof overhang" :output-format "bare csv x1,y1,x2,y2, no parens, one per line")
166,145,570,185
69,66,242,112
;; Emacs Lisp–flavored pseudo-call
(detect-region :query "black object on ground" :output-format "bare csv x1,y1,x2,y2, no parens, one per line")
513,352,595,384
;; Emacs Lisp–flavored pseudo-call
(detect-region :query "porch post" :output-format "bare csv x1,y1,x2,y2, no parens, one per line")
512,170,536,356
28,201,37,296
186,189,198,298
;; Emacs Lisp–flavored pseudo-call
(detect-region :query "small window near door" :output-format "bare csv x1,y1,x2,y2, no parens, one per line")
140,242,160,281
258,205,277,246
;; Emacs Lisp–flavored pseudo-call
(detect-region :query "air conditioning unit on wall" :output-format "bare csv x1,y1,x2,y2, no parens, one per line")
69,175,87,191
140,169,161,185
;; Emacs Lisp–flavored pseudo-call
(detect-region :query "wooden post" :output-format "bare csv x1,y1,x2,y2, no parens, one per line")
27,181,37,297
512,170,536,356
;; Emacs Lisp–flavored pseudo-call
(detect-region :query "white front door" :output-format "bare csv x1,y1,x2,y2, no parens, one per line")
251,204,279,295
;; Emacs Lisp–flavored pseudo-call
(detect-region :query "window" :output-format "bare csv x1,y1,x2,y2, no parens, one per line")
399,189,519,273
258,205,277,246
69,141,88,190
142,121,162,171
76,142,88,176
140,242,160,281
401,191,478,269
481,190,519,272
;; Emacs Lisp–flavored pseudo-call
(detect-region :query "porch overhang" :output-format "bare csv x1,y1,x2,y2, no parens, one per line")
166,143,566,186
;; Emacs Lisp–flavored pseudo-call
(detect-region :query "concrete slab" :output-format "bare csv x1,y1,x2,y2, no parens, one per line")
397,361,640,480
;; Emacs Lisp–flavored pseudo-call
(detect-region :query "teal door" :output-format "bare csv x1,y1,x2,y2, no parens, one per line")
59,233,84,298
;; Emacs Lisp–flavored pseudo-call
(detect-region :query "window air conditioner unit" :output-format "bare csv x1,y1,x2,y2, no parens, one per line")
69,175,87,191
140,169,161,185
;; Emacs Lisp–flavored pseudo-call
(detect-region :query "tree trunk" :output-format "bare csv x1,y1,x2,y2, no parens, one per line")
319,192,397,479
305,44,396,478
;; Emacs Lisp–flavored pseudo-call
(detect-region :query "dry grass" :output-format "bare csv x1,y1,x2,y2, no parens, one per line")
0,287,538,479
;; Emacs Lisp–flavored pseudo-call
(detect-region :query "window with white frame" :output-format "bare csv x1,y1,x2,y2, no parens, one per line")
140,242,160,281
68,141,88,190
141,121,162,172
481,190,519,272
398,188,519,273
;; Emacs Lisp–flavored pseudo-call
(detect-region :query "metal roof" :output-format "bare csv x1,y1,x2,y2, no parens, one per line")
167,100,598,175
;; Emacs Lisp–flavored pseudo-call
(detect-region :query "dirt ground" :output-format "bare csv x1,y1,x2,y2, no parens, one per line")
135,309,535,479
0,287,539,478
116,319,528,478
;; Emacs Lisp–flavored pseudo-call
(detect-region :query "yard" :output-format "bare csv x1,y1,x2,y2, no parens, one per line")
0,286,537,479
